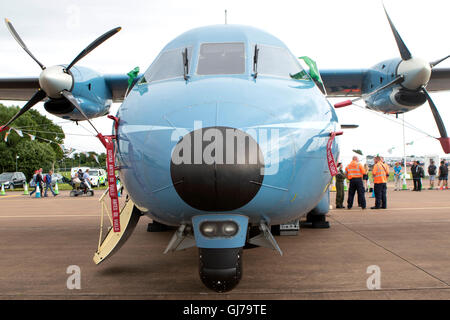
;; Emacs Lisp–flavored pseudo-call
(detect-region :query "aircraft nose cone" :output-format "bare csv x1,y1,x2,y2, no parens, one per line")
170,126,264,211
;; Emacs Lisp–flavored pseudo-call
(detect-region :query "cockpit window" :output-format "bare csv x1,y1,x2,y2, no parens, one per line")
141,47,192,83
257,45,305,79
197,42,245,75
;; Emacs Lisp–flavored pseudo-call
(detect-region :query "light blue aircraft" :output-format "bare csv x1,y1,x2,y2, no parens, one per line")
0,7,449,292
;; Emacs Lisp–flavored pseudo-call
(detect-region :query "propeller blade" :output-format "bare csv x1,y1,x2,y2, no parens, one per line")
422,87,450,153
430,55,450,68
383,5,412,61
60,90,99,134
4,19,46,70
0,89,47,132
66,27,121,71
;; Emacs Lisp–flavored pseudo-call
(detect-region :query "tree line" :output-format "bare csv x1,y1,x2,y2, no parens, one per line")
0,104,105,179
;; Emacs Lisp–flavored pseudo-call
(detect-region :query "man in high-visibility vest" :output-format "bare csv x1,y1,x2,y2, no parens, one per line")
345,156,366,209
371,156,389,209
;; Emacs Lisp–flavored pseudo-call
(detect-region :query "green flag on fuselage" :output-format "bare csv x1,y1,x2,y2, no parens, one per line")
297,56,322,84
127,67,140,88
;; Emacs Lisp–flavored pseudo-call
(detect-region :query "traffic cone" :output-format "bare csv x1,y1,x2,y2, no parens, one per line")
0,184,5,196
402,174,408,190
23,182,29,195
344,179,348,191
35,182,41,198
54,181,59,195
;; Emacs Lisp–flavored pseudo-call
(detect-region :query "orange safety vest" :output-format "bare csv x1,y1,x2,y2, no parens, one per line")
373,162,389,184
345,161,365,179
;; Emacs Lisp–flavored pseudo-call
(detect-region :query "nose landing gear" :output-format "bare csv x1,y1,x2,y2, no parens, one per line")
199,247,243,292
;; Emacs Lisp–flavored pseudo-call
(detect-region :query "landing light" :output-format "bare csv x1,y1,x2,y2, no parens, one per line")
200,221,239,238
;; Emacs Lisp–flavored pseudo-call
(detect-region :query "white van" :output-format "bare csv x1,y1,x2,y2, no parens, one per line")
89,168,107,187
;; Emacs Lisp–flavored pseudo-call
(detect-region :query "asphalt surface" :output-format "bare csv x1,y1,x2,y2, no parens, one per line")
1,182,450,299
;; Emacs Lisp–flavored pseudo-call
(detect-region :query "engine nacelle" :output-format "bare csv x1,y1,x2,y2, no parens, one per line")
44,66,112,121
363,58,427,114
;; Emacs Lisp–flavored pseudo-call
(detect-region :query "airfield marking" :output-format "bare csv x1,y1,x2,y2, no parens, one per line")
0,195,23,198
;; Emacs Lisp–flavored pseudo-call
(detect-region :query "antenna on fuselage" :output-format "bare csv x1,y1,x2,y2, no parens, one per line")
225,9,227,24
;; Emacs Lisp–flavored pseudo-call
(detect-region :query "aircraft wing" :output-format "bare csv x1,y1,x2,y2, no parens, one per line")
0,74,136,102
321,67,450,97
0,77,39,101
0,69,448,101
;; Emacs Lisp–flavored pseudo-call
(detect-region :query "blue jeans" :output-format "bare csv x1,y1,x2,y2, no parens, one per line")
45,183,55,196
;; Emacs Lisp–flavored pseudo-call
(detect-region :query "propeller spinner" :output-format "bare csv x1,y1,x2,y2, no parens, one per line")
0,19,121,132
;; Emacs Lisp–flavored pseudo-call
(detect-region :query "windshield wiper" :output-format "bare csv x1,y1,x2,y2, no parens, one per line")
253,44,259,79
182,48,189,81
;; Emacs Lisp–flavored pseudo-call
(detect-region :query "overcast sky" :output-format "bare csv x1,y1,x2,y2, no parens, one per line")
0,0,449,159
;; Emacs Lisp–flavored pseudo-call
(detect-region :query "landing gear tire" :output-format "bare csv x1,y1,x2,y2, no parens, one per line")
147,220,177,232
199,247,243,292
300,213,330,229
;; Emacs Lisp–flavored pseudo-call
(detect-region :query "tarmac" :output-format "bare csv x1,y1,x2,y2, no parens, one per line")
1,182,450,300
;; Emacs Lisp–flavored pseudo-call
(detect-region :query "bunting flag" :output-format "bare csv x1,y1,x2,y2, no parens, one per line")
406,141,414,145
4,129,11,142
3,125,104,163
388,147,396,154
13,128,23,137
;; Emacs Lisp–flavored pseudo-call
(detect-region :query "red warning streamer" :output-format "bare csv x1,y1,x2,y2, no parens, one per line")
97,133,120,232
327,131,343,177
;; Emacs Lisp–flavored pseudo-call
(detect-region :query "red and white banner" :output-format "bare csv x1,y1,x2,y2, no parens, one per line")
98,134,120,232
327,131,342,177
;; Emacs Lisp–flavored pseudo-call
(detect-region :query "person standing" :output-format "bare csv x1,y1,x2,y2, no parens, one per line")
438,160,448,190
411,161,419,191
371,156,389,209
44,170,57,197
418,162,424,191
411,160,423,191
393,162,402,191
335,162,345,208
363,163,369,192
428,160,437,190
345,156,366,210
